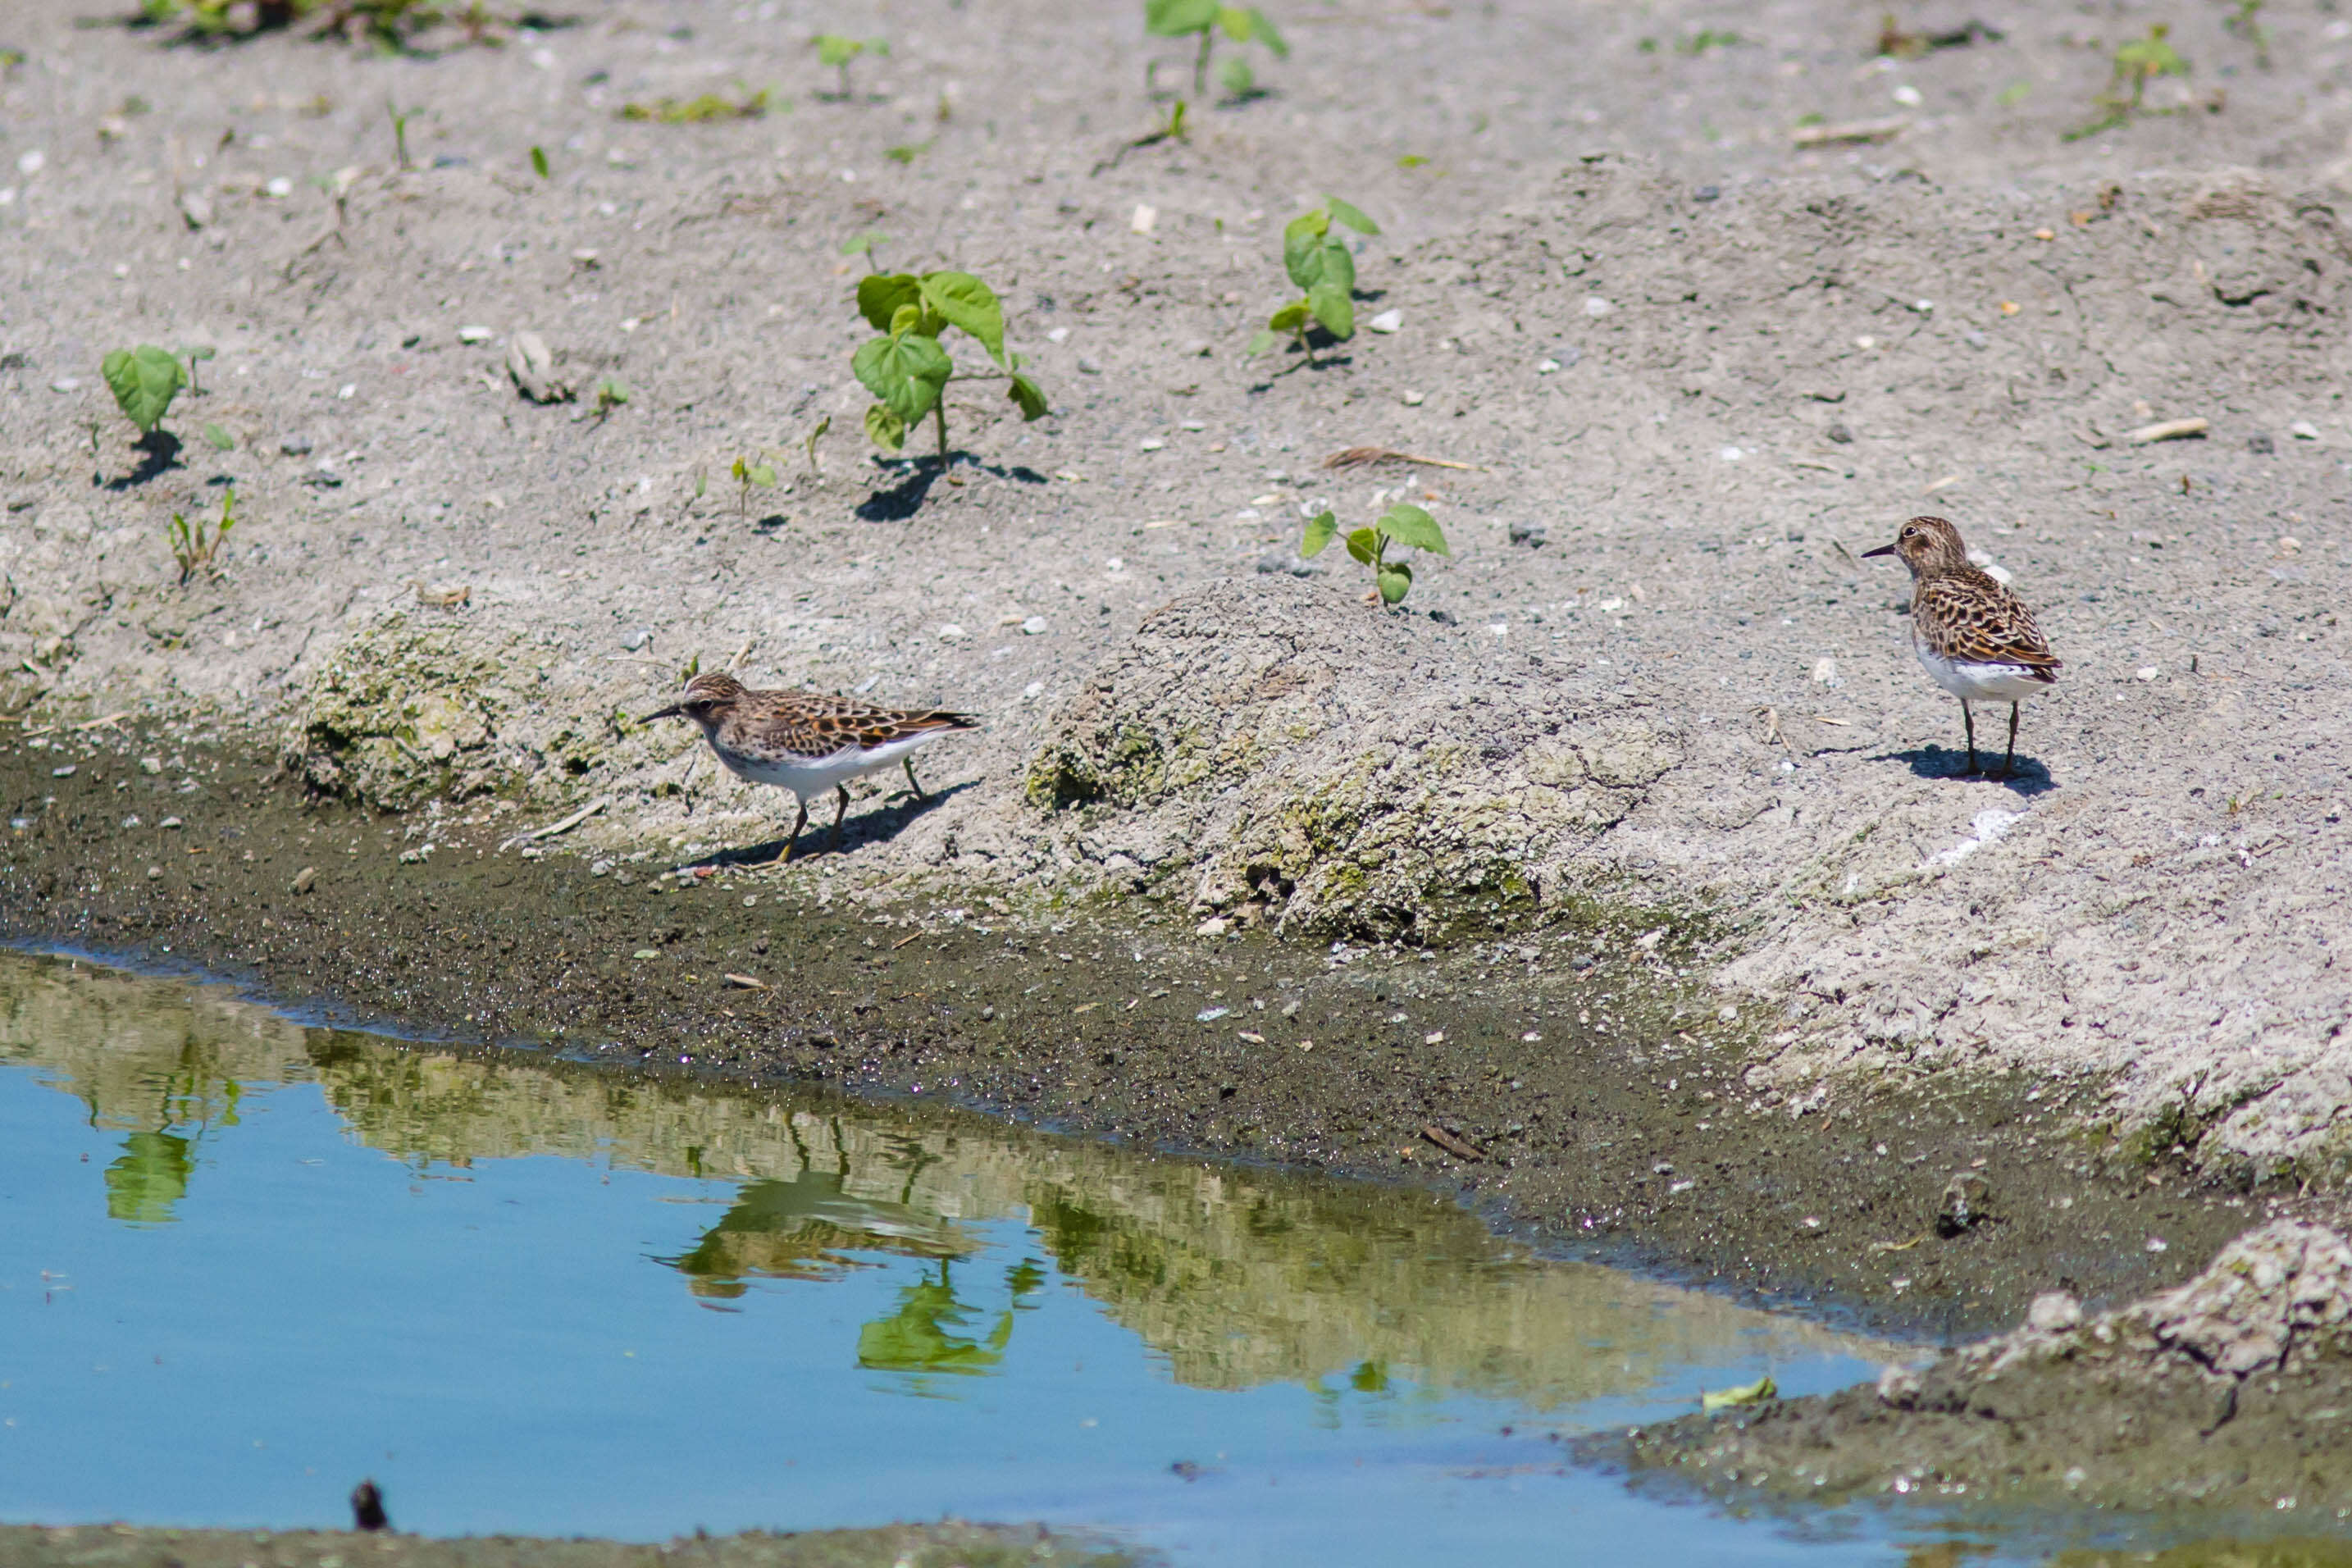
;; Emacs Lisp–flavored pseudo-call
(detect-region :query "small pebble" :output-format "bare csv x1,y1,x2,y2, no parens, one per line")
1401,390,1424,406
2136,666,2160,681
147,865,163,880
2290,420,2321,440
2247,433,2275,455
1021,616,1048,635
50,764,74,777
293,866,318,894
1139,437,1165,451
458,325,494,344
936,624,967,640
1365,309,1402,334
1507,522,1547,549
1583,297,1614,317
1693,185,1720,202
1076,356,1102,375
1536,358,1561,374
280,435,314,456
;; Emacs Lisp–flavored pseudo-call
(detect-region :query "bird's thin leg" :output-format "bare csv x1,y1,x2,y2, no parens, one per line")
830,784,851,849
1999,702,2020,780
775,799,808,864
903,757,927,802
1961,700,1978,774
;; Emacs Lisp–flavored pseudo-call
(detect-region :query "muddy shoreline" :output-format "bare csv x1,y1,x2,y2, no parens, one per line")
2,732,2314,1343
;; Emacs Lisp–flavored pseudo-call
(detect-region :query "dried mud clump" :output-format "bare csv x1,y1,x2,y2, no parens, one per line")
1599,1220,2352,1512
289,613,544,810
1023,575,1690,945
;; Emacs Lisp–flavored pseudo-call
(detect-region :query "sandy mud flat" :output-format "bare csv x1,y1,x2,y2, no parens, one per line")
4,0,2352,1534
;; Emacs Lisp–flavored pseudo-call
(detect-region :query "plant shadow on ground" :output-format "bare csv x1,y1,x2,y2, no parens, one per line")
1880,745,2059,795
856,456,1049,522
682,778,973,869
103,431,182,491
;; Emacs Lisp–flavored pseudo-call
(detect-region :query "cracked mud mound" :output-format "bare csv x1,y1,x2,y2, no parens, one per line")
1599,1220,2352,1514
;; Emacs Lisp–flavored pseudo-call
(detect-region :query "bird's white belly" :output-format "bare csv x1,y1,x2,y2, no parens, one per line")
717,731,945,800
1915,640,2051,703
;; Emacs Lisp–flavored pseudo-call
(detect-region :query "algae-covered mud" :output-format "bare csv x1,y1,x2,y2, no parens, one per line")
0,1524,1142,1568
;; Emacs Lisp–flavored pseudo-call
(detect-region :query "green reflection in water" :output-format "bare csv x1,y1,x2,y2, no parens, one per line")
0,950,1885,1406
2047,1543,2352,1567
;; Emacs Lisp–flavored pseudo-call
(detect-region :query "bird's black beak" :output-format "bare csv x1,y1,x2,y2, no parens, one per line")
1860,543,1896,558
640,701,686,722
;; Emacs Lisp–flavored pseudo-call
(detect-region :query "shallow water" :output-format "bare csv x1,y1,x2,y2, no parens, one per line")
0,950,2210,1565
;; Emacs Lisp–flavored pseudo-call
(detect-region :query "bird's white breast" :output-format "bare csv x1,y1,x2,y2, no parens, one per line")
713,728,952,800
1914,639,2053,703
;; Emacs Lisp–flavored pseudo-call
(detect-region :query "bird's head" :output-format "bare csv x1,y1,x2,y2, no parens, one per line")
640,671,747,729
1862,515,1970,576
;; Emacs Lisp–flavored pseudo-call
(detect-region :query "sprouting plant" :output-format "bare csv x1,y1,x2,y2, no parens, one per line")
885,138,933,165
1300,502,1450,606
102,344,188,440
387,98,413,170
2224,0,2270,66
590,376,628,422
731,453,779,518
2065,24,2189,139
168,485,237,585
1677,27,1741,53
200,422,234,451
529,144,549,179
815,34,887,99
1244,197,1378,366
841,230,891,271
1144,0,1287,98
182,343,216,394
803,413,831,475
850,269,1047,463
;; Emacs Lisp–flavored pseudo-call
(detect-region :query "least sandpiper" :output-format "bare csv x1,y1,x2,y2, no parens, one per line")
642,672,979,859
1863,515,2061,778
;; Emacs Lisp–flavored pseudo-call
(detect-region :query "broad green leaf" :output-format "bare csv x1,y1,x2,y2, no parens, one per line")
1376,502,1450,556
1145,0,1220,35
1324,195,1379,235
841,229,888,257
1702,1374,1777,1412
185,344,217,362
1376,562,1413,604
1244,328,1281,359
919,271,1006,365
1248,7,1290,57
856,272,923,331
1006,371,1047,421
864,402,907,451
852,331,951,423
1283,210,1332,288
1300,510,1338,557
1343,526,1379,567
1307,280,1353,339
748,463,777,487
1217,54,1254,98
1317,239,1356,298
1215,6,1252,40
816,34,859,66
201,422,233,450
1267,300,1310,334
889,302,923,337
101,344,187,433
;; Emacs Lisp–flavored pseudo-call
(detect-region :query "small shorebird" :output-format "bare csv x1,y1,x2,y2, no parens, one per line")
1863,515,2061,779
642,672,978,859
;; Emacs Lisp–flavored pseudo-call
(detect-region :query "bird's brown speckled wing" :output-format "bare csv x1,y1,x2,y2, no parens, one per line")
761,691,981,758
1914,572,2063,677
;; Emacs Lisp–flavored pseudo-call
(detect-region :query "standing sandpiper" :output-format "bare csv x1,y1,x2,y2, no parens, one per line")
1863,516,2061,779
641,672,979,859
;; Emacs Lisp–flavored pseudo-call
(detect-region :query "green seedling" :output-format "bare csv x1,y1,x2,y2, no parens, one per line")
1145,0,1287,98
850,268,1047,462
590,376,628,422
168,485,236,586
884,137,932,165
620,89,771,123
181,344,216,394
1244,197,1378,366
2065,24,2189,140
1300,501,1449,606
815,34,887,99
731,453,779,518
841,230,891,271
102,344,188,437
1677,27,1741,52
530,144,549,179
200,422,234,451
387,98,413,170
803,413,831,475
2224,0,2270,66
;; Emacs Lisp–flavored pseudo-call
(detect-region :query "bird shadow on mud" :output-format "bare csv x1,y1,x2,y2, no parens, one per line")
1880,745,2058,796
856,456,1049,522
682,779,976,870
